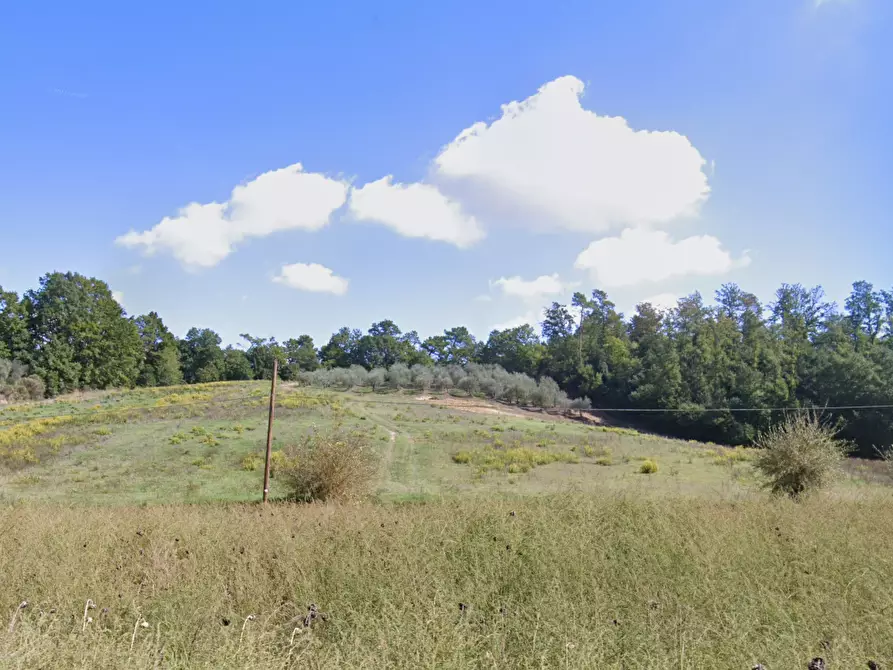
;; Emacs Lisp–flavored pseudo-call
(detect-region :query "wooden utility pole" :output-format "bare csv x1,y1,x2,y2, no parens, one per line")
262,358,278,504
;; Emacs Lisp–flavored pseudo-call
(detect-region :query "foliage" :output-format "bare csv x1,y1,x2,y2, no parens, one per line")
221,346,253,381
25,272,143,395
754,412,849,497
276,426,377,502
134,312,182,387
240,334,286,380
298,362,589,409
6,270,893,457
639,459,658,474
178,327,224,384
0,359,44,403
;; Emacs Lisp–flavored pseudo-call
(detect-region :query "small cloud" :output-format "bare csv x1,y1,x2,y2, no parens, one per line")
111,291,125,308
490,273,575,302
127,264,143,275
272,263,349,295
574,228,750,287
49,87,88,99
815,0,852,6
474,294,493,302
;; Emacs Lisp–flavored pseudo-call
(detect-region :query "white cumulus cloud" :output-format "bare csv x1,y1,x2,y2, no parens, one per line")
111,291,125,308
433,75,710,234
272,263,349,295
348,177,484,247
574,228,750,287
116,164,348,269
491,273,573,301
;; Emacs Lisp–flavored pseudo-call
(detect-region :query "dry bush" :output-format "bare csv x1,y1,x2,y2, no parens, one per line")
754,412,849,498
277,425,377,502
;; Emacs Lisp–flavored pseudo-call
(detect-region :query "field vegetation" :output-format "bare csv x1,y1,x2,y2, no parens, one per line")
1,382,892,667
4,270,893,666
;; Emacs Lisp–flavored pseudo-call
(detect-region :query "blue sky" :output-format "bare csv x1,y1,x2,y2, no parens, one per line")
1,0,891,347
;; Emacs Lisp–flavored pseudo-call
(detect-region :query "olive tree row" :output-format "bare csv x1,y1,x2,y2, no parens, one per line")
296,362,590,410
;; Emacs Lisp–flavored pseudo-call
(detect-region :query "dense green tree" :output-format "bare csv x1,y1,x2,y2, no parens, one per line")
179,328,224,383
25,272,142,395
134,312,182,387
0,286,31,362
222,346,254,381
240,334,286,380
320,327,363,368
478,324,544,376
283,335,319,378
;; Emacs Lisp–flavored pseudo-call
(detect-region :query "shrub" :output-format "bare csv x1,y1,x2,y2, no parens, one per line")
595,456,613,466
277,426,377,502
241,453,262,471
754,412,848,498
0,359,45,402
639,459,658,474
452,450,472,464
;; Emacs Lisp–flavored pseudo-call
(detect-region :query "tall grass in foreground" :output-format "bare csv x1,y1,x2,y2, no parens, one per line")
2,494,892,669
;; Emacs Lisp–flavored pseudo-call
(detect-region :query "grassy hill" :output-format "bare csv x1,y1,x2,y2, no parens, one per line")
0,380,805,504
2,382,892,668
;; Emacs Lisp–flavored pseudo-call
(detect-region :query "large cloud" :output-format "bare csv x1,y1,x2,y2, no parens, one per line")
348,177,483,247
272,263,349,295
433,76,710,233
574,228,750,287
116,164,348,269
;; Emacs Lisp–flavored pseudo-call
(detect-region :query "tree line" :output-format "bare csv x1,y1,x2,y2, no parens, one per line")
3,271,893,455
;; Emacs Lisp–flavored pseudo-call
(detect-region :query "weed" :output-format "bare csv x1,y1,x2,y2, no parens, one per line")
241,453,263,471
639,459,658,474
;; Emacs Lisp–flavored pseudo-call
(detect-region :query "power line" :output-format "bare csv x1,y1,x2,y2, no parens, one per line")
321,394,893,414
578,405,893,414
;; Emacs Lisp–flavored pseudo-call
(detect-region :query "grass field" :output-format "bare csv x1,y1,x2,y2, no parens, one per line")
2,382,893,668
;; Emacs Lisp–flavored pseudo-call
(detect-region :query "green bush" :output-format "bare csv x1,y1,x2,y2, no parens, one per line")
754,412,848,498
639,459,658,474
277,426,377,502
452,450,472,464
241,453,262,471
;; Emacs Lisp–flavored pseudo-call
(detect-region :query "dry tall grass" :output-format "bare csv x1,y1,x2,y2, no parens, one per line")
2,493,892,668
